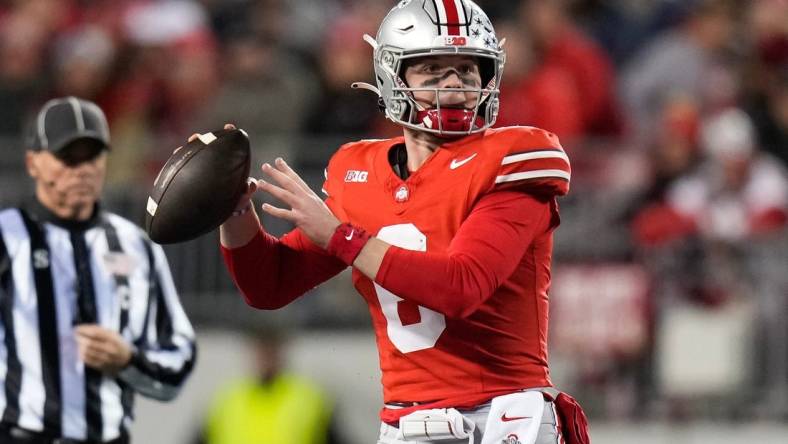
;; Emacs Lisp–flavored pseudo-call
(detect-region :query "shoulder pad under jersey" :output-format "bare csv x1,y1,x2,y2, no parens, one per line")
488,126,571,197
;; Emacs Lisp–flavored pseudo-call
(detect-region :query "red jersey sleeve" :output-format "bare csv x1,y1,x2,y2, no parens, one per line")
374,190,553,318
221,228,347,309
493,128,571,197
221,147,351,309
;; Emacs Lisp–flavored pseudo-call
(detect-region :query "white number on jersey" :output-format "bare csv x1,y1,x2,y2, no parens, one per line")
374,224,446,353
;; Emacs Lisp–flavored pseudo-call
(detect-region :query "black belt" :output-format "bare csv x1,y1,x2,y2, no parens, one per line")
0,424,128,444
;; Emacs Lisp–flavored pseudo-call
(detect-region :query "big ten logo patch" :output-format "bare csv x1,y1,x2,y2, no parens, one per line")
344,170,369,183
445,36,467,46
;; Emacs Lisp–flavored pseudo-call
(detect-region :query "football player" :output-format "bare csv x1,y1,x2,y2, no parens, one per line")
215,1,589,443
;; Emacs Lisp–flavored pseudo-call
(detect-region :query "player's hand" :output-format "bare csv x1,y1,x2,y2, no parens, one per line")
258,157,341,248
234,178,259,213
75,324,133,375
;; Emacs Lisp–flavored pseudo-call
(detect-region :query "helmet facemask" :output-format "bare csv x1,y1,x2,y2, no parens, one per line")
379,47,502,137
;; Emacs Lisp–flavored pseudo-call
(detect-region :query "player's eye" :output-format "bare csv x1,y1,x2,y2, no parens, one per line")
421,64,440,74
458,64,475,74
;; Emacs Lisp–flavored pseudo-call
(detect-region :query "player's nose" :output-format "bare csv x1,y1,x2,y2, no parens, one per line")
440,70,464,89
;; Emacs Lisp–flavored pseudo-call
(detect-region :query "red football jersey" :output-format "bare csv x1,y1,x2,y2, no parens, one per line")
321,126,571,419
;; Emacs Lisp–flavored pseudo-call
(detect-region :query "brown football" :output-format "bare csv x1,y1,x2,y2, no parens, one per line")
145,128,250,244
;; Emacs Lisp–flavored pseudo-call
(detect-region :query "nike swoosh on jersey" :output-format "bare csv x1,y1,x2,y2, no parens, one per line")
450,153,478,169
345,229,355,241
501,413,532,422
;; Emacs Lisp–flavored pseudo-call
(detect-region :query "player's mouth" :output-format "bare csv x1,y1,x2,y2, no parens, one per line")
432,103,470,110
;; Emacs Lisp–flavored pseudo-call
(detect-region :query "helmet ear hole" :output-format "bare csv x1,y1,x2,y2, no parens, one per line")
479,58,496,87
398,59,418,87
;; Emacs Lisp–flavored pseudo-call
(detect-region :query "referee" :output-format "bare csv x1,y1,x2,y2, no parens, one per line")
0,97,197,444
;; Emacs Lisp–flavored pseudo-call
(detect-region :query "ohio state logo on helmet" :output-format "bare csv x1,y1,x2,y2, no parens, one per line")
351,0,505,137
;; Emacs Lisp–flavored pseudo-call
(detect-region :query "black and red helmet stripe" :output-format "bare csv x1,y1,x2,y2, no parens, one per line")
432,0,468,37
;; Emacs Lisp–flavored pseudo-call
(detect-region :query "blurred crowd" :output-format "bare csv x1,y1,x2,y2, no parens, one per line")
1,0,787,184
1,0,787,420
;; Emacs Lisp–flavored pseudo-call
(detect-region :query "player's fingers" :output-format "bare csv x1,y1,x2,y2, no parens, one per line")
187,133,200,142
274,158,312,194
260,203,293,221
233,178,259,212
256,178,294,205
224,123,237,130
261,163,301,195
247,177,260,193
240,177,259,198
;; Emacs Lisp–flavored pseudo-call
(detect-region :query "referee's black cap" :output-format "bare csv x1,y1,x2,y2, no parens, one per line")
26,96,110,153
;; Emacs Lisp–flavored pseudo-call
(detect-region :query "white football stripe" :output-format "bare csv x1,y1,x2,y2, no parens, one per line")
146,197,158,216
495,169,571,183
197,132,217,145
502,150,569,165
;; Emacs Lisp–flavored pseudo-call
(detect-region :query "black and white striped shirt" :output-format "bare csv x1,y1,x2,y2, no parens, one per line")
0,201,196,442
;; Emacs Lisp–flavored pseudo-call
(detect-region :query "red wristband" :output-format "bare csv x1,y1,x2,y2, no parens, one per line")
326,223,371,265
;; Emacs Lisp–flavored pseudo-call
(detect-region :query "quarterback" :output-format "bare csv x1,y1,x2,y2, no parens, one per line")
216,1,589,443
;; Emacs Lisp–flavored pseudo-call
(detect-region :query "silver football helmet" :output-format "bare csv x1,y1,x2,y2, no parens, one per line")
353,0,505,136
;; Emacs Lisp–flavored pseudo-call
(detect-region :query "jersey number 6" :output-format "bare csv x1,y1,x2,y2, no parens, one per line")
374,223,447,353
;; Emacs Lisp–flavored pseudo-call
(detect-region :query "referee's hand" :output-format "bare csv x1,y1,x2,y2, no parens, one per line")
75,325,133,375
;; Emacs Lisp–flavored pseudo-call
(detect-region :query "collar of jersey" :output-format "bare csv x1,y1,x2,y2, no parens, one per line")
376,130,486,184
25,198,102,232
436,129,486,148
